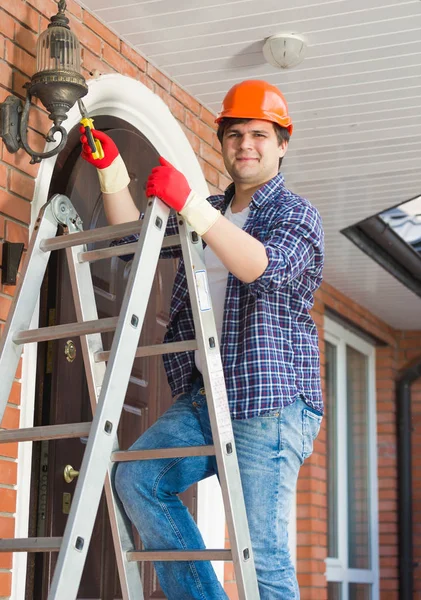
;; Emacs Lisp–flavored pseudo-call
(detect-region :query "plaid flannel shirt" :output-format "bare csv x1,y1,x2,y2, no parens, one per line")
115,172,324,419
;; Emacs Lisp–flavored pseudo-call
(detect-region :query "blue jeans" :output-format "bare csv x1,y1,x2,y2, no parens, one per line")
115,380,322,600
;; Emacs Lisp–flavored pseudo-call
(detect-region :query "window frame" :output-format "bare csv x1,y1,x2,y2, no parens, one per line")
324,316,380,599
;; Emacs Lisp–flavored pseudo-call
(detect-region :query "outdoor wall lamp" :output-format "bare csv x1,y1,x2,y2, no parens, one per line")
0,0,87,164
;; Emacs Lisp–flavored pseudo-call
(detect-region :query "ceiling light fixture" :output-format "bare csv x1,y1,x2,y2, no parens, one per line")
263,33,308,69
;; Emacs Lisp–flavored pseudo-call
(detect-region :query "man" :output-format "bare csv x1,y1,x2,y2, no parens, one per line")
80,79,324,599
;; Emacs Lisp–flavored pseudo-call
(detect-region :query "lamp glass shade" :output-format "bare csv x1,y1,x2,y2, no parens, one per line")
36,25,81,74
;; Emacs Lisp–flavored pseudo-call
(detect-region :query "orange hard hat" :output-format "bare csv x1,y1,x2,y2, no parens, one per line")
215,80,293,135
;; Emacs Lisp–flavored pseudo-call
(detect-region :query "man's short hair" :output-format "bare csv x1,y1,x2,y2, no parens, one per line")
216,118,290,169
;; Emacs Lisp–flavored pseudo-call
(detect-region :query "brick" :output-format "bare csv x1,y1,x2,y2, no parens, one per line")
147,63,171,92
81,47,112,78
171,82,200,115
224,582,239,600
185,110,214,146
201,105,218,128
0,487,16,513
0,162,7,188
0,294,12,320
83,10,120,50
0,571,12,597
27,104,51,136
1,0,39,33
399,336,421,350
298,572,326,587
200,141,225,172
224,562,235,582
2,136,41,178
65,0,84,20
0,405,19,430
212,131,220,149
102,43,138,79
0,10,15,41
181,125,200,155
0,459,17,485
0,33,5,60
121,41,146,72
207,183,220,196
199,157,218,186
0,60,13,91
39,14,50,34
15,357,22,379
297,545,327,560
5,39,36,77
7,381,21,405
137,70,155,92
0,552,12,569
14,25,37,57
68,15,101,56
8,169,35,202
167,94,185,123
219,172,232,191
12,69,30,99
301,587,328,600
0,442,18,459
25,0,56,19
0,515,14,538
0,188,31,223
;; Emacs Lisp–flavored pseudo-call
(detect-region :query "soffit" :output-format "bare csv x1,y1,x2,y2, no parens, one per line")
78,0,421,329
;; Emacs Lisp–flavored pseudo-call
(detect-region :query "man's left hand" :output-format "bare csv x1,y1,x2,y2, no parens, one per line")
146,157,191,212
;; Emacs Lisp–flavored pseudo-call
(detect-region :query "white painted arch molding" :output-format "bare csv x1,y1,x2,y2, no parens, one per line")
32,72,210,219
22,73,225,593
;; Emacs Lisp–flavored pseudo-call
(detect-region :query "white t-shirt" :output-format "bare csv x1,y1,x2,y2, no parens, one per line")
195,202,250,373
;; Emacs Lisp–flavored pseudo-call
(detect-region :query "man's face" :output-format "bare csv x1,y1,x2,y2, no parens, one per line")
221,119,288,187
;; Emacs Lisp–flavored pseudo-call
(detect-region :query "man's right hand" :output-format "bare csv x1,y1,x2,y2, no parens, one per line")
80,128,130,194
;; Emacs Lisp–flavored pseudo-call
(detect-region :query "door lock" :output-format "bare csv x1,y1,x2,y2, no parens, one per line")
64,340,76,362
63,464,79,483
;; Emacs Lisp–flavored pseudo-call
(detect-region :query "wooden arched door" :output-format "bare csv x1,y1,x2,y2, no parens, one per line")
29,116,197,599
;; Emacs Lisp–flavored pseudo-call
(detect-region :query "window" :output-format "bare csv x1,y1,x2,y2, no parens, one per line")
325,317,379,600
341,194,421,298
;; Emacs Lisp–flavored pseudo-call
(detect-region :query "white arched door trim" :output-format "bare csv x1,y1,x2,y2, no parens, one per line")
14,74,224,599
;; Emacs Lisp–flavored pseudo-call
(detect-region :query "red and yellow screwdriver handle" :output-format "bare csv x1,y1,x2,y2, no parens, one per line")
80,117,105,160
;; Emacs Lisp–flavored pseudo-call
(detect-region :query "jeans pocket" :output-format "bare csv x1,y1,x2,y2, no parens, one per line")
302,409,323,460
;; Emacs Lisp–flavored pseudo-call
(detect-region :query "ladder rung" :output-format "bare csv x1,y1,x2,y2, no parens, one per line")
95,340,198,362
0,422,91,444
112,445,215,462
13,317,118,345
0,537,62,552
40,220,143,252
127,549,232,562
78,234,181,263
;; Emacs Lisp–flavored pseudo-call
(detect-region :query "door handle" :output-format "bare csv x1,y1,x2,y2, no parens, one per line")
63,464,79,483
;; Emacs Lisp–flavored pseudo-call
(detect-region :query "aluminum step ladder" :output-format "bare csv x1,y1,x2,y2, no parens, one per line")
0,194,259,600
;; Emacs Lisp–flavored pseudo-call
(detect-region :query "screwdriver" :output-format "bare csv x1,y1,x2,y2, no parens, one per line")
78,98,105,160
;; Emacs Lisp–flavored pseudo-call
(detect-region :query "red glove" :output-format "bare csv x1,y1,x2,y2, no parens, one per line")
80,127,119,169
146,157,191,212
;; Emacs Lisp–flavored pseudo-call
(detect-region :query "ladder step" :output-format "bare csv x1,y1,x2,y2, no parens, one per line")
112,445,215,462
127,549,232,562
0,537,62,552
78,234,180,264
0,540,232,561
95,340,198,362
40,220,143,252
13,317,118,345
0,422,91,444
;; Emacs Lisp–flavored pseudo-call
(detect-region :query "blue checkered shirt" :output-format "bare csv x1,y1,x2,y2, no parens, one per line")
115,173,324,419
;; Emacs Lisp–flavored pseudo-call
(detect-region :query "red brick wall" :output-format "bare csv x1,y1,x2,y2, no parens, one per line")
0,2,420,599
